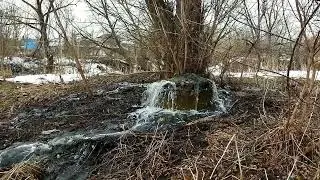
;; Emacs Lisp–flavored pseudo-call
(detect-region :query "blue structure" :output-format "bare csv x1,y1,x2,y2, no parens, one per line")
23,39,38,50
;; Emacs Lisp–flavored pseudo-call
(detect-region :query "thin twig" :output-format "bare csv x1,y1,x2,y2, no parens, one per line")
286,157,298,180
210,134,236,179
235,136,243,180
264,169,269,180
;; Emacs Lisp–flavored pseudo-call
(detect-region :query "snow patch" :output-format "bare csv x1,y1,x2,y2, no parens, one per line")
6,73,97,84
1,56,123,84
208,66,320,81
3,57,41,70
228,71,320,80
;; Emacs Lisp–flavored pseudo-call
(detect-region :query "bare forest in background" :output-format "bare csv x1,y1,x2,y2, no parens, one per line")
1,0,319,75
2,0,320,129
3,0,320,179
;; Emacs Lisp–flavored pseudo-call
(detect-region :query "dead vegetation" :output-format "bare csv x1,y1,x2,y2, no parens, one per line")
0,81,82,121
88,84,320,180
0,162,43,180
2,73,320,180
0,72,162,122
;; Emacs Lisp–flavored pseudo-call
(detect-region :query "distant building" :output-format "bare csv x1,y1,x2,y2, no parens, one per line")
22,39,38,54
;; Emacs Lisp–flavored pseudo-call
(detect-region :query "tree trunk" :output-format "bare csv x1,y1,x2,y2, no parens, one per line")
42,29,54,73
37,0,54,73
146,0,206,75
180,0,205,74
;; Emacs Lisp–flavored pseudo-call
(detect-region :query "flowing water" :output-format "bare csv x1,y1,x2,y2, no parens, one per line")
131,79,229,131
0,80,230,179
142,80,177,109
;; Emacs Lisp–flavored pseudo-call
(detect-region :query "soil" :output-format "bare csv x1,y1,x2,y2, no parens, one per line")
0,72,162,150
89,86,290,180
0,82,146,150
0,73,295,179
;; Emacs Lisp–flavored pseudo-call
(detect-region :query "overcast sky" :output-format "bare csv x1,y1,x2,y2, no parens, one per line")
72,1,89,21
0,0,315,39
2,0,88,20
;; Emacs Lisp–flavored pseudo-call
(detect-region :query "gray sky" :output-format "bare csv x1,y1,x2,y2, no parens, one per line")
72,1,89,21
1,0,316,39
3,0,88,20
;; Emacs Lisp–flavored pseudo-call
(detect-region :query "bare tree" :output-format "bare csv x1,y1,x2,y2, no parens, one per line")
76,0,244,76
0,4,22,78
240,0,267,72
203,0,240,84
18,0,74,73
79,0,146,73
287,0,320,125
52,1,93,96
0,5,21,59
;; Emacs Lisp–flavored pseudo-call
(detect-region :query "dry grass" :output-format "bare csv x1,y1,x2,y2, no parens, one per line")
0,162,43,180
0,81,84,120
0,72,162,122
90,71,163,84
2,73,320,179
90,118,320,180
88,83,320,180
0,67,12,78
176,87,320,180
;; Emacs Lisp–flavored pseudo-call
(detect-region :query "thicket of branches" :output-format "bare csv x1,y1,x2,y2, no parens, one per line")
1,0,319,76
1,0,320,117
2,0,320,179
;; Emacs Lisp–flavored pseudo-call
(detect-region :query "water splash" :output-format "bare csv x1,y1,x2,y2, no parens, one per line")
131,80,178,130
131,79,229,131
142,80,176,109
211,81,227,113
0,143,51,168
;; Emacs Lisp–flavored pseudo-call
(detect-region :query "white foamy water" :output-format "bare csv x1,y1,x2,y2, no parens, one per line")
142,80,177,109
48,131,128,146
0,143,51,167
131,79,228,130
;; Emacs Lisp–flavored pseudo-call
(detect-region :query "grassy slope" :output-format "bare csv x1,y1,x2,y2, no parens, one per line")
0,81,81,121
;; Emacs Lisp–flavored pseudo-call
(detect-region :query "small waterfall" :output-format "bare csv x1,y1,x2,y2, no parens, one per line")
131,78,229,131
131,80,178,129
211,81,227,113
142,80,177,109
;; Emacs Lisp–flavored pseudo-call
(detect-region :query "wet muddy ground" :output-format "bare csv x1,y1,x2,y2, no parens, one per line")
0,82,145,150
0,74,289,179
89,86,289,179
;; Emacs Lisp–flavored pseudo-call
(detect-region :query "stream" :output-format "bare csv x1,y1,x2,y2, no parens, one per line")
0,79,231,179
